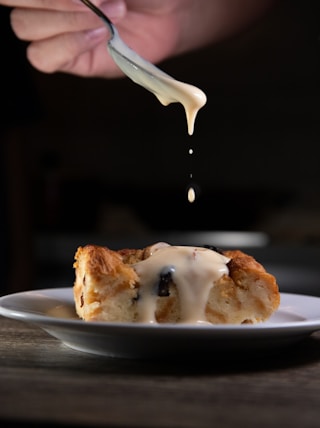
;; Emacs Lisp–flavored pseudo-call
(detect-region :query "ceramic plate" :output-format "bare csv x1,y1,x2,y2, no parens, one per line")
1,288,320,359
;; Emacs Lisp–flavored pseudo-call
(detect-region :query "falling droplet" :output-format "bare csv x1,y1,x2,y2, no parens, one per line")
187,145,196,203
188,186,196,203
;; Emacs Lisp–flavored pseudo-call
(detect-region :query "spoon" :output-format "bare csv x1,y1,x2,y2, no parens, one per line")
80,0,207,135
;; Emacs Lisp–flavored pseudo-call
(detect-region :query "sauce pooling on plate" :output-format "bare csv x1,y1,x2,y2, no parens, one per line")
108,28,207,135
133,244,230,324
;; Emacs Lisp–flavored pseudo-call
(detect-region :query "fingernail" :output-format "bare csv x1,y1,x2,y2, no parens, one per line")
85,26,109,41
100,0,126,21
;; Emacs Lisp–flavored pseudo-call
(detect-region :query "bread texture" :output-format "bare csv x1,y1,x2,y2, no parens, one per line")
73,243,280,324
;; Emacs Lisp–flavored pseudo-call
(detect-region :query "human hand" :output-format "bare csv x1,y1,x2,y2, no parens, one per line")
0,0,276,78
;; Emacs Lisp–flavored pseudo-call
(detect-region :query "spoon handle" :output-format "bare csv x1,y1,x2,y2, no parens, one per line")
80,0,114,37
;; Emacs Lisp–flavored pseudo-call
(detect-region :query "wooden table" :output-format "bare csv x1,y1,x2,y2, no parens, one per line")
1,315,320,428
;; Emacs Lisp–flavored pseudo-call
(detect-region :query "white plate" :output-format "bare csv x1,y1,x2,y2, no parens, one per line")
1,288,320,359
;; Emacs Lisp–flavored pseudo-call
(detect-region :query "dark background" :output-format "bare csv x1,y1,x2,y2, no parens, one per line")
2,0,320,293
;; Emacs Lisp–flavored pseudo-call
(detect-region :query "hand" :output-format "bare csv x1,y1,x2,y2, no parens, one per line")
0,0,276,78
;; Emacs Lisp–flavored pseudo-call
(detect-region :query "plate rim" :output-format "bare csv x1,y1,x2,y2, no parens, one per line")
1,287,320,334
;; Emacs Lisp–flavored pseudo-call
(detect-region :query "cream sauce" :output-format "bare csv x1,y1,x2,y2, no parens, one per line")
108,28,207,135
47,304,78,319
133,245,230,324
187,149,196,203
187,186,196,203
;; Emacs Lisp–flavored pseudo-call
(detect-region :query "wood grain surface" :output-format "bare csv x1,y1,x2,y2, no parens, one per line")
1,316,320,427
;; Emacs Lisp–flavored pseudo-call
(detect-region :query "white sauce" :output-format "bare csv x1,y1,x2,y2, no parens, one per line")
108,28,207,135
187,186,196,203
47,304,77,319
133,245,230,324
187,150,196,203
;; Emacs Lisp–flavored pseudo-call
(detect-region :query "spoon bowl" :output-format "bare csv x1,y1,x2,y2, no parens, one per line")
80,0,206,135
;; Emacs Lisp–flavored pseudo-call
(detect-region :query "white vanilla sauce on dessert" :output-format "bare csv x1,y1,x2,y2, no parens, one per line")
108,28,207,135
133,245,230,324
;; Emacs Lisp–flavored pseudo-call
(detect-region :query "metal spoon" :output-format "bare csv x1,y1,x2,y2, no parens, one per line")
80,0,206,135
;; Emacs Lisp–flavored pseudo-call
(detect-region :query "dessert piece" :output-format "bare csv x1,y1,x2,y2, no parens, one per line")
73,243,280,324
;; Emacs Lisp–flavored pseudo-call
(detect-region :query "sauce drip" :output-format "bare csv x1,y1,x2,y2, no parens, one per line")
187,148,196,203
133,245,230,324
187,186,196,203
108,28,207,135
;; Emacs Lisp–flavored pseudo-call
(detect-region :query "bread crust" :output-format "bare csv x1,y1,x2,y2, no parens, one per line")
73,244,280,324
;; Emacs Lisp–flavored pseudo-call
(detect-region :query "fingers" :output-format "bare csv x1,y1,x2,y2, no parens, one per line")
0,0,126,13
26,26,110,74
6,0,128,76
10,1,127,41
0,0,83,10
11,8,103,41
